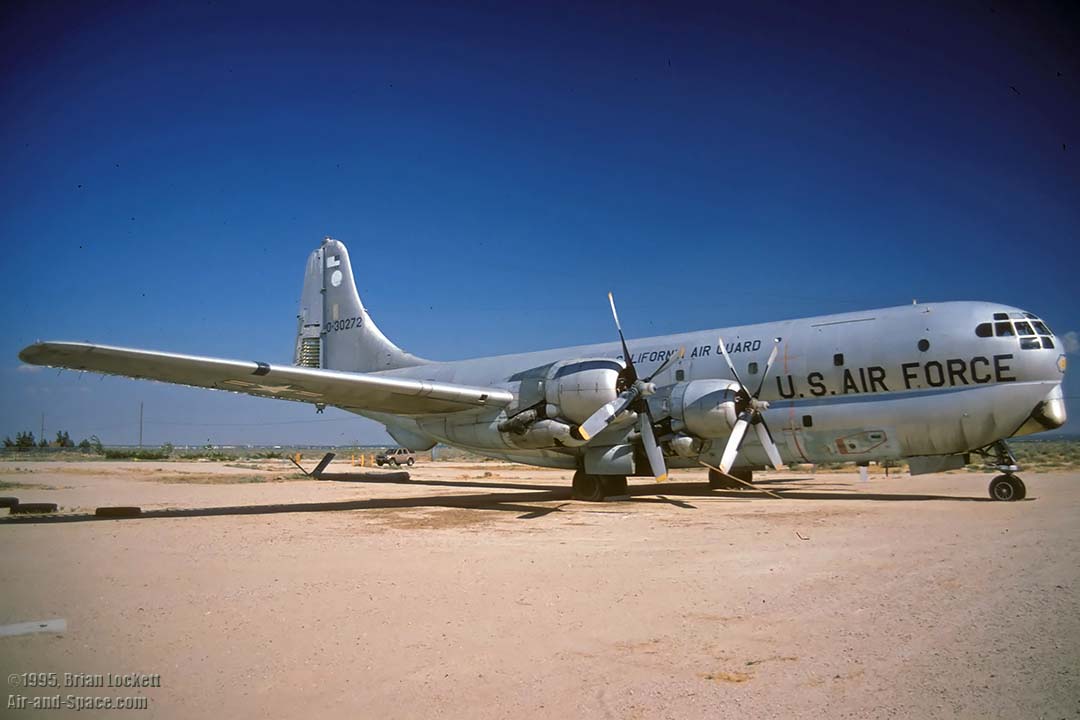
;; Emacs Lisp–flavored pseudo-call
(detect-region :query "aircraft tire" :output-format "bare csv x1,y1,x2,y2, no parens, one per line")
601,475,628,497
10,502,59,514
989,475,1025,501
572,470,604,501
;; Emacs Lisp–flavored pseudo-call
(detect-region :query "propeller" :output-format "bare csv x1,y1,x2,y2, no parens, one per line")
575,293,684,482
715,337,784,473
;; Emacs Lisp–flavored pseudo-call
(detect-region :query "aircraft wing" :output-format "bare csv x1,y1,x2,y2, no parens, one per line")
18,342,513,416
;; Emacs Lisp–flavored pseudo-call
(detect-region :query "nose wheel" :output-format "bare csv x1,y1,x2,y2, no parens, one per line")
989,474,1026,501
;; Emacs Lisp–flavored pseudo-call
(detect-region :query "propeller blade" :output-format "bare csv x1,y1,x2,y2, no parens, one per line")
576,388,638,441
639,407,668,482
608,292,637,382
644,346,685,383
720,413,751,473
717,336,745,389
753,419,784,470
752,341,780,398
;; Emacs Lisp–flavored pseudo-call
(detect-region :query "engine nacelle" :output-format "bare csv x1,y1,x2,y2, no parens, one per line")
543,358,623,424
668,379,741,438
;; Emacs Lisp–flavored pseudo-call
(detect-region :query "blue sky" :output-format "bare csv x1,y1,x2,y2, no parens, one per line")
1,0,1077,446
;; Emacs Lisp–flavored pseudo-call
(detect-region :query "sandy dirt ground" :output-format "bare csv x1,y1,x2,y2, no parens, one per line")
1,459,1077,719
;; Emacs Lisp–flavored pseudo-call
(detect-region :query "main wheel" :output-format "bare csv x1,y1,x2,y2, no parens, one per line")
600,475,628,497
989,474,1025,501
572,470,605,501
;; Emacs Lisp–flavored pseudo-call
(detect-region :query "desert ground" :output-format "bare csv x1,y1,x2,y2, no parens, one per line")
1,458,1077,719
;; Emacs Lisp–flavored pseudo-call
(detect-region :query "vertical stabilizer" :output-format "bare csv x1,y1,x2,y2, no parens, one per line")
294,237,427,373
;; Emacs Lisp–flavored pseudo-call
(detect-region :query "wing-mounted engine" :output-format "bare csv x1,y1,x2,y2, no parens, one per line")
668,379,741,438
543,358,624,423
659,379,740,459
499,357,626,449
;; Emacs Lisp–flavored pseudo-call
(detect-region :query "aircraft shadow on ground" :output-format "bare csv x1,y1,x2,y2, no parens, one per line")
319,471,560,493
0,476,993,525
644,480,991,503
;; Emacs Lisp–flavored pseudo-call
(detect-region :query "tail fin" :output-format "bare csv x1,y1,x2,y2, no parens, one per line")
294,237,427,372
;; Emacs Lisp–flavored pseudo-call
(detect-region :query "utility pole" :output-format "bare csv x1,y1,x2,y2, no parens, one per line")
139,402,144,448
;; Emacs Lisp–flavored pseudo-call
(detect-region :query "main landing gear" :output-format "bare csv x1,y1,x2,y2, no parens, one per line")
571,470,627,501
977,440,1026,502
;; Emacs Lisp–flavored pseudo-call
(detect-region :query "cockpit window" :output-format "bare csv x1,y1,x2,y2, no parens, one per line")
978,313,1053,349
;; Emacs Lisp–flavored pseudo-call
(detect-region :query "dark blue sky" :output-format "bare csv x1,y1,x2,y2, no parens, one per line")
2,0,1077,445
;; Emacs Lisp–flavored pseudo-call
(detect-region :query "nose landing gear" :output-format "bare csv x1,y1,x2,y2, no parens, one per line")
976,440,1026,502
989,474,1026,501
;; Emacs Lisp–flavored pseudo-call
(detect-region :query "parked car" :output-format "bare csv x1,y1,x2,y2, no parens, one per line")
376,447,415,467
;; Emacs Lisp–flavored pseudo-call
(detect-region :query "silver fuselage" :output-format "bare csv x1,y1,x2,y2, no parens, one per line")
367,301,1066,470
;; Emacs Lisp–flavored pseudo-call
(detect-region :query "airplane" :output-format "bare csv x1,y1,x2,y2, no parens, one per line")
19,237,1067,502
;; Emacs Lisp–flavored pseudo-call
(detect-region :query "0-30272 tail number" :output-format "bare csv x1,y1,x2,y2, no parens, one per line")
324,316,363,333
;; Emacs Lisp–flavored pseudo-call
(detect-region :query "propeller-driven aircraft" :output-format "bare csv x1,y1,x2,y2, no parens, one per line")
20,237,1067,501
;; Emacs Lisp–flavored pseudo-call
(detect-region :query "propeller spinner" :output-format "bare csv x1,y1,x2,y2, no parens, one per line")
575,293,684,482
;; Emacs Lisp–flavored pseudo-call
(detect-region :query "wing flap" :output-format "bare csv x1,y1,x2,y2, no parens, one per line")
18,342,513,416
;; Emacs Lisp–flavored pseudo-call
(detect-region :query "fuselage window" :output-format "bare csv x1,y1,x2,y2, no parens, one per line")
975,323,992,338
1020,337,1041,350
802,414,813,428
995,322,1014,337
1014,321,1035,336
747,362,759,375
1032,320,1051,335
1042,337,1055,350
675,369,685,382
833,353,844,366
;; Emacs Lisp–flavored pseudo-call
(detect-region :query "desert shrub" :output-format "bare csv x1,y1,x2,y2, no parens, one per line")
103,443,173,460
